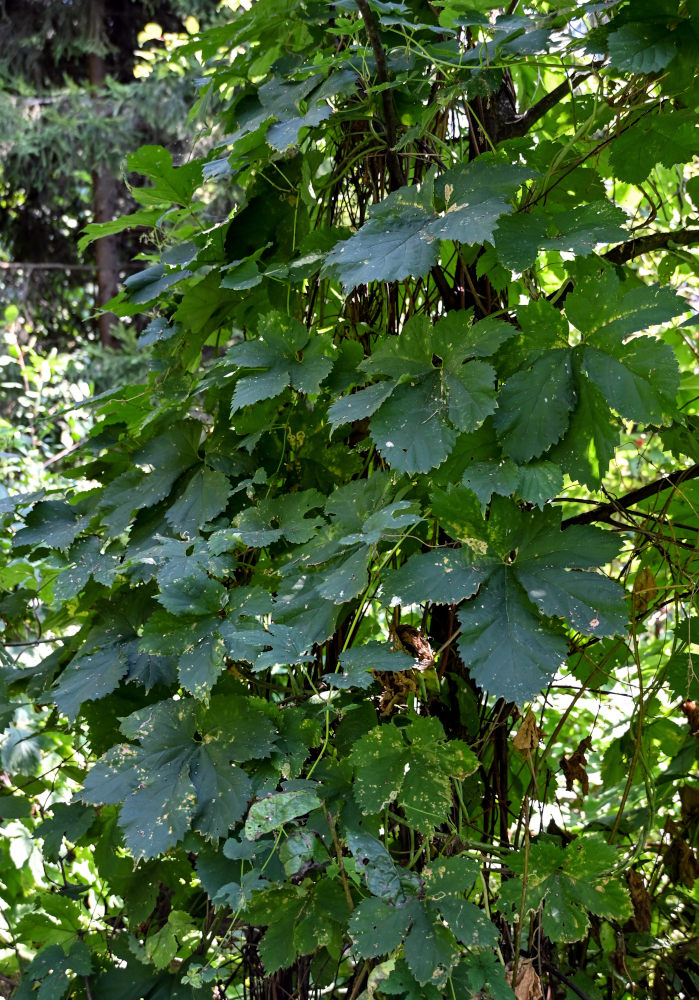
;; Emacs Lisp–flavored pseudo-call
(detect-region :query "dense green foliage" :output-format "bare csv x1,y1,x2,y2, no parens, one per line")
2,2,699,998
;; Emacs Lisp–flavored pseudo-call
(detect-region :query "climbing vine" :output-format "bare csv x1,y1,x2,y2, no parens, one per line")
1,2,699,999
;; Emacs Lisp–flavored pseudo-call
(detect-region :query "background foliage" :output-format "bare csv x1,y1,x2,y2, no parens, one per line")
1,1,699,999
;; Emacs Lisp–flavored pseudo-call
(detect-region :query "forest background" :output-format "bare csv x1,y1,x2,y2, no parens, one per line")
1,2,698,1000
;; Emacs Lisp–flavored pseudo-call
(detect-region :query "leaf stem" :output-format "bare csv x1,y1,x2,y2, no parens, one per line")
324,806,355,912
608,626,645,845
511,779,531,986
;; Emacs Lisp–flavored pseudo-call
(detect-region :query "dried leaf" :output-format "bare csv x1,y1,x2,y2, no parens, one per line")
392,624,435,669
506,959,543,1000
680,784,699,826
512,710,543,753
374,669,417,716
632,567,657,615
559,735,593,795
545,819,576,845
680,699,699,734
626,869,652,931
664,835,699,889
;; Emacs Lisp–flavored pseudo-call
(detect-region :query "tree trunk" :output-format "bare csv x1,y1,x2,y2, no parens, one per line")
88,0,120,348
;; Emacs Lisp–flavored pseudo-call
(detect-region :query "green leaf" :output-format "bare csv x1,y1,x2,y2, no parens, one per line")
140,611,225,695
146,910,196,969
350,316,497,472
124,263,190,305
517,296,569,350
381,548,483,606
516,565,626,637
350,725,407,814
381,958,443,1000
349,897,412,958
253,623,314,671
156,572,227,617
351,718,477,829
14,942,92,1000
78,208,161,252
438,897,499,947
328,640,416,689
515,461,564,508
53,536,118,601
361,315,434,379
285,475,421,587
99,423,202,531
322,184,439,291
81,697,276,857
462,460,519,508
278,829,321,876
608,110,698,184
494,350,575,462
424,856,481,898
443,360,497,432
126,144,202,206
431,156,535,246
494,201,627,270
461,456,563,511
35,803,96,860
582,336,679,424
513,510,626,636
434,312,515,359
0,794,33,819
607,22,677,74
493,212,549,271
400,764,454,833
328,381,397,431
315,545,370,603
403,900,458,986
267,103,333,151
219,256,263,290
210,489,324,549
371,376,456,473
227,312,333,411
451,953,514,1000
245,789,319,840
500,836,632,943
165,467,232,534
258,897,301,973
177,624,226,699
53,646,129,721
541,201,628,256
14,500,86,552
565,271,686,342
430,484,488,544
458,566,568,702
347,831,407,903
548,373,619,488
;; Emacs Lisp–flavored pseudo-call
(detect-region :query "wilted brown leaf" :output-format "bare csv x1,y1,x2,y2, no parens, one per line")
513,709,543,753
392,624,434,669
560,735,593,795
664,835,699,889
626,869,652,931
680,700,699,734
546,818,577,845
506,960,543,1000
373,668,417,717
680,784,699,827
632,567,657,615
